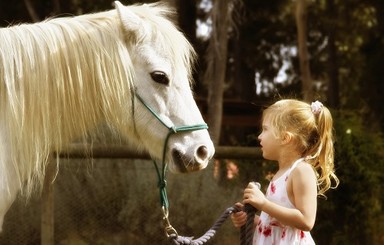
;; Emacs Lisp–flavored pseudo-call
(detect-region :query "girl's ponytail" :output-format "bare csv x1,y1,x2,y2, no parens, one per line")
312,104,339,196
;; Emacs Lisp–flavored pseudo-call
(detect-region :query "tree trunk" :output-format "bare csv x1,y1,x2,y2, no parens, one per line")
295,0,313,101
41,161,56,245
326,0,340,108
205,0,230,145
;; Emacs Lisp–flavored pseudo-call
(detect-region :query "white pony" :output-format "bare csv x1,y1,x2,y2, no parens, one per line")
0,1,214,231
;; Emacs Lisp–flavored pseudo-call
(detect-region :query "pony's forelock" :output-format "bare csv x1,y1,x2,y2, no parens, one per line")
128,3,197,84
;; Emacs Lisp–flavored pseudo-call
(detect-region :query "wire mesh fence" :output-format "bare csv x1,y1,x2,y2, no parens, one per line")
0,158,246,245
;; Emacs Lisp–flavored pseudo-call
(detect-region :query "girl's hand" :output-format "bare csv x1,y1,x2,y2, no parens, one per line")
243,182,267,210
230,202,247,228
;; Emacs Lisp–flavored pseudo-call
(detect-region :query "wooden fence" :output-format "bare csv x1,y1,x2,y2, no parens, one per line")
41,144,262,245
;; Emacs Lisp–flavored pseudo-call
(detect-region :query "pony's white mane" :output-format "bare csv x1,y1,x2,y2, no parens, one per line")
0,3,195,198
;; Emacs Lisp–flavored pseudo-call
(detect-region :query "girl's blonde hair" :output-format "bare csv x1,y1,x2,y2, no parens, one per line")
263,99,339,196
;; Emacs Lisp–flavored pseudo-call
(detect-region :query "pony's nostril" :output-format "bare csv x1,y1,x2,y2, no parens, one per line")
195,145,208,161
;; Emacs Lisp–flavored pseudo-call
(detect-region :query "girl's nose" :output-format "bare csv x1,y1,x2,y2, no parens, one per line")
257,133,262,140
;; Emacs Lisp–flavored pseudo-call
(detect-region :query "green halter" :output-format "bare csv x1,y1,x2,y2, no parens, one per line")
135,94,208,211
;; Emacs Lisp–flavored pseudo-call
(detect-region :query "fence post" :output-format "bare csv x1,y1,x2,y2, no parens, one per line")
41,161,56,245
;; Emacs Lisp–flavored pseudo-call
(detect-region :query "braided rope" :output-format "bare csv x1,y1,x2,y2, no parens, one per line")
168,205,256,245
241,204,256,245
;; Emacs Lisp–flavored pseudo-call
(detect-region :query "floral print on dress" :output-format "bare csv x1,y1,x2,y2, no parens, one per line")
270,182,276,194
281,229,286,239
263,226,272,237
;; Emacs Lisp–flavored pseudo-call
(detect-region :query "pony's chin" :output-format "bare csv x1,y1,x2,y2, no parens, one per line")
170,147,210,173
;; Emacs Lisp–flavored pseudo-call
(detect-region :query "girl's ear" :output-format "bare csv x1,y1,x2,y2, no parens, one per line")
281,131,293,144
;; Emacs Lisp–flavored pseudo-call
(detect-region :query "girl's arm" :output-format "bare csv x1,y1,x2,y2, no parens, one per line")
244,164,317,231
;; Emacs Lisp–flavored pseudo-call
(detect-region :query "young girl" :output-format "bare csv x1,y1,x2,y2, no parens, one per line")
231,99,339,244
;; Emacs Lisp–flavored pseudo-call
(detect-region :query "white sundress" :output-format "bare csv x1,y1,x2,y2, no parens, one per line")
253,158,316,245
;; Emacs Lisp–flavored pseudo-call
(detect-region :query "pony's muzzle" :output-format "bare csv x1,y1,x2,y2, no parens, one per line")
171,145,211,173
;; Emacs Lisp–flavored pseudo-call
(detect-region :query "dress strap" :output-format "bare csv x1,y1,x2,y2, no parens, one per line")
287,158,305,175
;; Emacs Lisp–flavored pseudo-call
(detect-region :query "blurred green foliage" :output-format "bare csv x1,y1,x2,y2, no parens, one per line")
314,110,384,244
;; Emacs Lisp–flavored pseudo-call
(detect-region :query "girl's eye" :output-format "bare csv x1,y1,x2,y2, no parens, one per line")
150,71,169,85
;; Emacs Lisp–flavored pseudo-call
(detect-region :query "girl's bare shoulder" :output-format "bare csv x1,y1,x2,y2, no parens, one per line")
291,161,317,182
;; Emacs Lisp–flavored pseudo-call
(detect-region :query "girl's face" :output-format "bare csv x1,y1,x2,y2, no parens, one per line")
258,115,282,161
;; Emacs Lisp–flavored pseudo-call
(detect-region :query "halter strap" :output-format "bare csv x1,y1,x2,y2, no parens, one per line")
135,93,208,237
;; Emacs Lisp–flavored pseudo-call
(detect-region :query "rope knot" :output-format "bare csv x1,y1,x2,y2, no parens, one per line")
158,179,167,189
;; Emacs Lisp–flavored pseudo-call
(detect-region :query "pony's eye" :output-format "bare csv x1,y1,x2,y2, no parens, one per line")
150,71,169,85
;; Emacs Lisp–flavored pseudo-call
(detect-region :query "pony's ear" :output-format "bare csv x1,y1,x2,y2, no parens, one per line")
114,1,144,42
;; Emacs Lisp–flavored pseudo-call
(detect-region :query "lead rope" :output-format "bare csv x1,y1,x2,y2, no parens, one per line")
240,182,260,245
168,183,259,245
135,94,257,245
241,205,257,245
168,204,256,245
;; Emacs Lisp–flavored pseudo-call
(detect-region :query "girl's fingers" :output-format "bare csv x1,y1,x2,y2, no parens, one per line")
234,202,244,209
231,211,247,228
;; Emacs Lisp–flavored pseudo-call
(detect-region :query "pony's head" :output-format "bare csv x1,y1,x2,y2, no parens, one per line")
113,2,214,173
